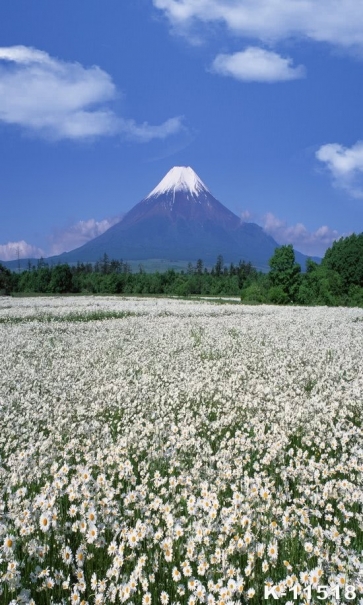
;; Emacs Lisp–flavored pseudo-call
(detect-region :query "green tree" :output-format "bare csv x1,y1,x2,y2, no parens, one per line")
100,253,110,274
323,233,363,292
268,245,301,302
36,267,52,293
0,263,12,295
187,262,194,275
347,285,363,307
174,277,190,297
241,282,267,304
297,262,343,306
195,259,204,275
237,260,258,289
49,265,73,293
268,285,289,305
214,255,224,277
148,273,163,294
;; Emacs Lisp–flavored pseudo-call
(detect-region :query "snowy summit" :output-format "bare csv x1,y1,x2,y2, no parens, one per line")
146,166,209,199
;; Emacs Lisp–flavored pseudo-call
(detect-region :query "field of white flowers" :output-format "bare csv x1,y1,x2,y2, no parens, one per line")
0,296,362,605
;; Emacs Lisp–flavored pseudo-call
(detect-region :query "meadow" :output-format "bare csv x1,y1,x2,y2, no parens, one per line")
0,296,362,605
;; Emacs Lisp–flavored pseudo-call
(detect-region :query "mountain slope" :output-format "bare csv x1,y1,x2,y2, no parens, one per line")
2,167,319,271
50,166,283,269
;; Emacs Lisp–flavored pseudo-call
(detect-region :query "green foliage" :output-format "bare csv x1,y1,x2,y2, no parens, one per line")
9,255,261,299
214,254,224,277
0,310,137,324
347,285,363,307
323,232,363,291
241,282,267,304
0,263,13,295
48,265,73,294
6,238,363,308
268,244,301,302
297,262,344,306
268,285,289,305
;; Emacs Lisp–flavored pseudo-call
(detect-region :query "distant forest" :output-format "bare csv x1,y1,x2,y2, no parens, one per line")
1,233,363,307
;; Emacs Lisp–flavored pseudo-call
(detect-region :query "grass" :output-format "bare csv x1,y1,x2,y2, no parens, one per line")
0,310,140,324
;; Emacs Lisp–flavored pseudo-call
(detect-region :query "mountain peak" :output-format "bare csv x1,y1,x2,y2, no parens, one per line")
146,166,209,199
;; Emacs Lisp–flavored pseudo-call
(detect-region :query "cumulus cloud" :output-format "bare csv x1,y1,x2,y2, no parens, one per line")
0,217,124,261
261,212,342,256
153,0,363,48
121,116,185,142
0,240,44,261
316,141,363,198
241,210,343,256
240,209,252,221
0,45,184,141
211,47,305,82
48,216,122,255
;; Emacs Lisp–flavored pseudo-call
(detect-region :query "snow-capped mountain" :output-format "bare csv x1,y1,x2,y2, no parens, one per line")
146,166,209,198
119,166,241,231
31,166,312,270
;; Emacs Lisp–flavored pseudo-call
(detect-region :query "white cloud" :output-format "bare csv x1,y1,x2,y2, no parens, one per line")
0,46,53,65
0,217,124,261
48,216,122,255
240,209,252,221
241,210,343,256
316,142,363,177
211,47,305,82
0,240,44,261
121,116,185,142
316,141,363,198
261,212,342,256
153,0,363,48
0,45,184,141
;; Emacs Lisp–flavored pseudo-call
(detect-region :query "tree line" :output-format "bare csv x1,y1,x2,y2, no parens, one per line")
0,256,257,297
1,233,363,306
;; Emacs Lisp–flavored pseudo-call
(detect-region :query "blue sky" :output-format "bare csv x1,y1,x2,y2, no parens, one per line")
1,0,363,261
